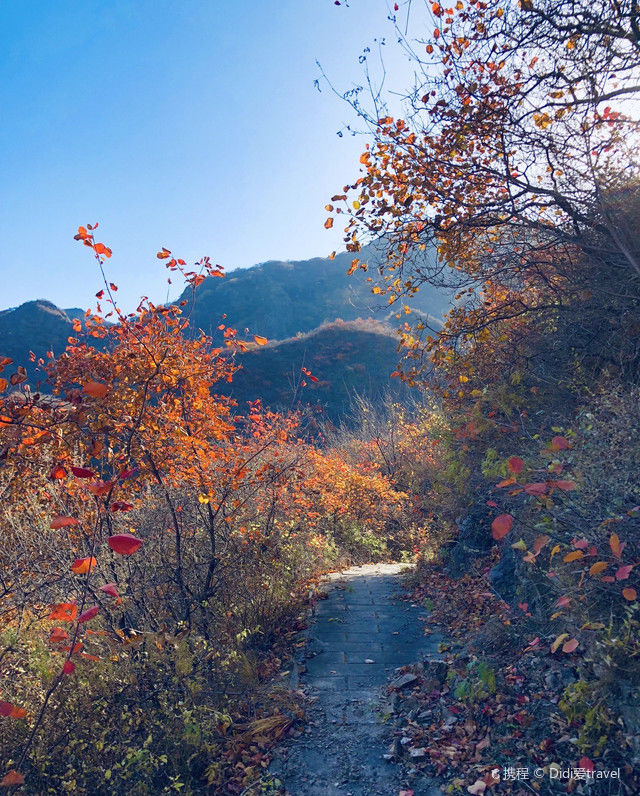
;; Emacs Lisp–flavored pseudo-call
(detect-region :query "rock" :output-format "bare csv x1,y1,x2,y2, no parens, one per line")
389,672,419,691
444,503,494,577
424,660,448,685
409,747,427,758
488,544,520,603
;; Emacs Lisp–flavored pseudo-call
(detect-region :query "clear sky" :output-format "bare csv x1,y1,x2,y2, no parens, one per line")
0,0,413,312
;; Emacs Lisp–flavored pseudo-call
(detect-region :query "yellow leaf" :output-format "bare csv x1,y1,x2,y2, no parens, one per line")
551,633,569,653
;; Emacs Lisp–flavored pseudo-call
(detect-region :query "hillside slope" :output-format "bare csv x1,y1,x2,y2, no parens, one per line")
222,318,411,422
179,245,449,340
0,301,82,379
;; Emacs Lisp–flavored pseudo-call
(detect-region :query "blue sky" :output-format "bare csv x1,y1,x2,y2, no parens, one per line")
0,0,413,311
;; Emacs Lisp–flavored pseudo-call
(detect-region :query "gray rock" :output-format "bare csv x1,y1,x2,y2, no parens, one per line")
389,672,419,691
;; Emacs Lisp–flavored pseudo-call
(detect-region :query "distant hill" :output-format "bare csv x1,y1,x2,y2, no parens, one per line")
178,244,449,341
220,318,412,422
0,247,450,419
0,301,83,382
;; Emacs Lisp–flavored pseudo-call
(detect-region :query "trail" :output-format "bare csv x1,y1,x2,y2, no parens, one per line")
270,563,443,795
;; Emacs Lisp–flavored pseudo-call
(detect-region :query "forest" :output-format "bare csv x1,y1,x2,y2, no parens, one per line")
1,0,639,793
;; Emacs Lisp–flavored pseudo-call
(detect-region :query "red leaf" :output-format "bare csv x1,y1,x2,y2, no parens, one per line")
491,513,513,540
110,501,133,512
571,538,588,549
578,757,594,772
50,516,79,529
508,456,524,474
0,702,13,717
562,638,579,653
108,534,143,555
71,466,96,479
524,482,547,497
615,564,633,581
62,661,75,675
550,435,570,450
556,596,571,607
551,480,577,491
49,627,70,644
78,606,99,623
100,583,119,599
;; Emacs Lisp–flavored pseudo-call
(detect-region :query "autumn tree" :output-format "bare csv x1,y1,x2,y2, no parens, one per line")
331,0,640,395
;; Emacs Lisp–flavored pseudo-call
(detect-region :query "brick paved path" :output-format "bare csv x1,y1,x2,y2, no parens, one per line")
270,563,443,795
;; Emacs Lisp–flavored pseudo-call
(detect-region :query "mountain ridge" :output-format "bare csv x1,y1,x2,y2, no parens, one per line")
0,247,450,419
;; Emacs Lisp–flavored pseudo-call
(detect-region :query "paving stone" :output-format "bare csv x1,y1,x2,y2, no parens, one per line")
270,563,442,795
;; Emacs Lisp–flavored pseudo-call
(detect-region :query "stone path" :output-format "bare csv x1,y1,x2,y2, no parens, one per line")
269,563,443,796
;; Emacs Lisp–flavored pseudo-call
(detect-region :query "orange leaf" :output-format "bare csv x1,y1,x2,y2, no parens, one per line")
9,706,26,719
550,435,570,450
532,535,550,555
563,550,584,563
93,242,112,258
70,557,97,575
491,513,513,540
622,587,637,601
82,381,109,398
609,533,624,558
589,561,608,576
0,770,25,787
157,248,171,259
49,464,68,481
48,603,77,622
324,217,334,229
253,335,268,346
